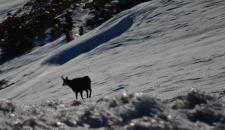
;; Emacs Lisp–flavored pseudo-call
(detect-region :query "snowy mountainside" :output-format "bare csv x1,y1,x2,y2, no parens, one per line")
1,0,225,105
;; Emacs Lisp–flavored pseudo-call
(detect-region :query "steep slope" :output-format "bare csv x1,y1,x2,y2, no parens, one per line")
1,0,225,104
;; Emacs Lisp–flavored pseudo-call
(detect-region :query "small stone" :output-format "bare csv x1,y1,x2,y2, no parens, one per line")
56,121,64,128
9,113,15,117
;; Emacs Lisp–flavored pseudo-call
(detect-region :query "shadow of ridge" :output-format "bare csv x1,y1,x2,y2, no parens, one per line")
44,15,133,65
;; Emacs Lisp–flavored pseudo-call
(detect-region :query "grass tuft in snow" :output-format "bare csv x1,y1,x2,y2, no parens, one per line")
0,100,15,113
171,90,214,109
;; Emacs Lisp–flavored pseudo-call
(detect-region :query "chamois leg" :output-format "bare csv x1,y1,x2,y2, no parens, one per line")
85,89,89,98
80,91,84,99
88,88,92,98
75,93,78,99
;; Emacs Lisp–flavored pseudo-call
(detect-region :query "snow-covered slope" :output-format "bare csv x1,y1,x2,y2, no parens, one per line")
1,0,225,105
0,0,27,22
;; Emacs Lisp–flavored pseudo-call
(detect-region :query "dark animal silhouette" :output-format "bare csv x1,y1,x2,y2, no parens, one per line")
61,76,92,99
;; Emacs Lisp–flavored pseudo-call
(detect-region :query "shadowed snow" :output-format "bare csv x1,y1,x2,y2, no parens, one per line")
44,15,133,65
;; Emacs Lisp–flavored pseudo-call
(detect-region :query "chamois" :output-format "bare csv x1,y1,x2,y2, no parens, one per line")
61,76,92,99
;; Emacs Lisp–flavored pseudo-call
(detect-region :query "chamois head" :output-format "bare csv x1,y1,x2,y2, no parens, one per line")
61,76,69,86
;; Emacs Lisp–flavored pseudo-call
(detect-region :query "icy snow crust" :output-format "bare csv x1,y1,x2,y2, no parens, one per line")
0,0,225,110
1,91,225,130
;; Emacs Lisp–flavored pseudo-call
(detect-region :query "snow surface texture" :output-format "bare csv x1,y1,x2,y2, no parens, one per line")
1,0,225,105
1,91,225,130
0,0,27,22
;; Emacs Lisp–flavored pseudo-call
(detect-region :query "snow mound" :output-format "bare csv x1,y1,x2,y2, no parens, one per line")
1,91,225,130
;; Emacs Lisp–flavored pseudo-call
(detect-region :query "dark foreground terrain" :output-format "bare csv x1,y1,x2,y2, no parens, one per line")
0,90,225,130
